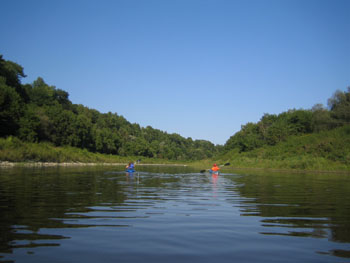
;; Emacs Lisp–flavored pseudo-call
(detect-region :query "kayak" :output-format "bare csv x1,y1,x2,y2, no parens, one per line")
209,169,220,175
125,169,135,173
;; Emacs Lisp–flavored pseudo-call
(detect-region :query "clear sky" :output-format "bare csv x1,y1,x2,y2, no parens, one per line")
1,0,349,145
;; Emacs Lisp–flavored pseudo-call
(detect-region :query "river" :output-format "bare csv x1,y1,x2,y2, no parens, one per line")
0,166,349,262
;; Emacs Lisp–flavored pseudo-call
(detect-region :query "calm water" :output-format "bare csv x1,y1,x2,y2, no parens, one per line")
0,166,349,263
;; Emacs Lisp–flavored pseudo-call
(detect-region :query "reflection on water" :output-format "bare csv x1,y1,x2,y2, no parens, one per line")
0,166,349,262
234,173,350,241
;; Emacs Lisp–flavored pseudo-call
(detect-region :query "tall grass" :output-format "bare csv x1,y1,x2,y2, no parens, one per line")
1,125,349,172
219,125,350,172
0,137,163,164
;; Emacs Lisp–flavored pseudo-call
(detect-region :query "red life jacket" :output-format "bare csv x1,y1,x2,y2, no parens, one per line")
211,166,220,171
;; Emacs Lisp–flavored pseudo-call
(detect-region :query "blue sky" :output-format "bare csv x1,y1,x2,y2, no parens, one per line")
1,0,349,145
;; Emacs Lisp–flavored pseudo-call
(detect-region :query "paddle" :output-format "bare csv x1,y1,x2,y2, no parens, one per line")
200,162,230,173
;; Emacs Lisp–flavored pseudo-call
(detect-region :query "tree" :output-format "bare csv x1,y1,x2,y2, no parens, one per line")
0,55,28,100
265,120,291,145
70,114,93,149
328,87,350,124
258,113,277,141
286,109,313,134
28,77,55,106
0,55,224,160
225,123,264,152
0,78,23,136
92,126,121,154
45,104,75,146
54,88,71,109
17,104,41,142
311,104,334,132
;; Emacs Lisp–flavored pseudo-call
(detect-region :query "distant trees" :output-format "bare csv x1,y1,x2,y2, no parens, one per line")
0,77,23,136
328,87,350,123
2,54,348,161
0,55,218,160
224,87,350,153
311,104,334,132
0,55,27,100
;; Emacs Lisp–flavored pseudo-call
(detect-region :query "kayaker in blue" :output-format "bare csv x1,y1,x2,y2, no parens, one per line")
126,162,135,172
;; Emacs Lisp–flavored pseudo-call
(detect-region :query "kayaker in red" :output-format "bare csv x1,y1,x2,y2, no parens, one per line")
211,163,220,172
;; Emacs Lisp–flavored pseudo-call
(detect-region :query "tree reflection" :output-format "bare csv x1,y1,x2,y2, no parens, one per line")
227,172,350,245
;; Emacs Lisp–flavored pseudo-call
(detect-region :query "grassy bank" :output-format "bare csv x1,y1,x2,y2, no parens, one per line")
219,156,349,172
193,157,349,174
0,137,178,165
218,125,350,172
1,126,349,173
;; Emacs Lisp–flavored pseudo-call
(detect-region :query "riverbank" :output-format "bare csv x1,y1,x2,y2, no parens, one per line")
218,156,350,175
0,161,188,168
0,137,186,166
1,161,348,175
218,126,350,173
1,137,349,173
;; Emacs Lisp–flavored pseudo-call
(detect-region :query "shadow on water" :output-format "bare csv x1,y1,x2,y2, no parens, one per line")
0,166,350,262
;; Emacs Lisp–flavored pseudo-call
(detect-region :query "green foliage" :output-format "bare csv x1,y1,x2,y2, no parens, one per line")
311,104,335,132
224,109,315,153
221,88,350,171
0,55,27,100
1,54,347,169
0,77,23,136
221,125,350,171
0,55,218,161
328,87,350,124
28,77,71,109
0,137,179,164
225,122,264,152
17,104,41,142
224,88,350,155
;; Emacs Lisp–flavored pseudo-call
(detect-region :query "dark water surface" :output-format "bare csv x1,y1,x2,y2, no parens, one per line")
0,166,349,262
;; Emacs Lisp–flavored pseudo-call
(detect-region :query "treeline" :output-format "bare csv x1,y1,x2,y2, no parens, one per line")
0,55,218,160
223,87,350,155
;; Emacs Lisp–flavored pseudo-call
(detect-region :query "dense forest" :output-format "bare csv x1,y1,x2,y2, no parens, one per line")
221,85,350,169
0,55,218,160
223,88,350,153
1,54,349,167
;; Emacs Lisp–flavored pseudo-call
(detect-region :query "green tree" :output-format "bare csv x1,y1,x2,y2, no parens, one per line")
92,127,120,154
1,55,224,160
311,104,334,132
17,104,41,142
28,77,55,106
328,87,350,124
225,122,264,152
286,109,313,134
0,55,28,100
54,88,71,109
45,104,75,146
258,113,277,142
35,106,53,142
265,119,291,145
0,78,23,136
70,114,93,149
